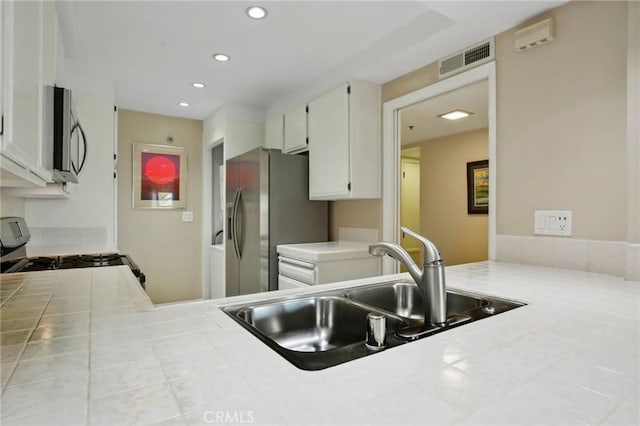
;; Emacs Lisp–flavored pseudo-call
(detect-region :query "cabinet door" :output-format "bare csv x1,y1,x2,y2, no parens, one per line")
308,83,350,199
1,0,50,186
283,105,307,153
264,114,283,150
2,0,42,172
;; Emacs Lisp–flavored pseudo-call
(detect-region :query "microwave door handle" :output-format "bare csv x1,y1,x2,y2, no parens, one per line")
235,188,243,258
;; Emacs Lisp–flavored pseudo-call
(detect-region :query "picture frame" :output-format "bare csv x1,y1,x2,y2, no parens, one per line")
132,143,188,209
467,159,489,214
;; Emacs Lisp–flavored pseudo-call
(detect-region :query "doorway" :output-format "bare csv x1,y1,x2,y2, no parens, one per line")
399,80,489,266
382,62,496,275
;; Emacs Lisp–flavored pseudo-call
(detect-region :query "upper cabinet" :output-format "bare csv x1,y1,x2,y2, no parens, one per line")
264,114,283,150
307,80,381,200
283,104,308,154
1,0,53,187
204,106,266,161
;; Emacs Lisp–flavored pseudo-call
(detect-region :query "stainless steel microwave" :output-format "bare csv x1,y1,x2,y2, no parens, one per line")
43,86,86,183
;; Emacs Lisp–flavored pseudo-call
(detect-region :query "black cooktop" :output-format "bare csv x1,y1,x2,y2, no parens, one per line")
1,253,146,289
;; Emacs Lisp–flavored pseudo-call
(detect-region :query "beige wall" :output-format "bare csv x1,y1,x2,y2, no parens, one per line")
419,129,488,265
329,199,380,241
332,1,634,251
497,1,627,240
627,0,640,246
117,109,203,304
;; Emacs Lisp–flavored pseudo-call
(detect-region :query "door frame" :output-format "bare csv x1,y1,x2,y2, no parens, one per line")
381,62,497,274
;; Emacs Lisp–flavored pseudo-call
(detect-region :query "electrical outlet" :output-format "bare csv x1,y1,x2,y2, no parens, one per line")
182,211,194,223
534,210,572,236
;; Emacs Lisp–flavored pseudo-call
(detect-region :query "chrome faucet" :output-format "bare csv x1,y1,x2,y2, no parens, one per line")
369,227,447,326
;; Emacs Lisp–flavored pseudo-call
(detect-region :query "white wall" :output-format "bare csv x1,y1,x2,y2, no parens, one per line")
0,194,25,218
25,93,116,252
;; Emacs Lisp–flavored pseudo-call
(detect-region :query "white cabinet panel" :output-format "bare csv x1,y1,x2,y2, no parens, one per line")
224,118,265,160
265,114,283,150
283,104,307,153
1,0,52,187
308,83,350,198
307,80,381,200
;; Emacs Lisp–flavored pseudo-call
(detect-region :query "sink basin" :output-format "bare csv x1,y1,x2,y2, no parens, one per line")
235,296,405,352
222,280,526,370
342,280,489,321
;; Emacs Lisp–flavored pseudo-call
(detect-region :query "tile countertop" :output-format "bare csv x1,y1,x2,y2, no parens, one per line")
0,262,638,426
276,241,373,261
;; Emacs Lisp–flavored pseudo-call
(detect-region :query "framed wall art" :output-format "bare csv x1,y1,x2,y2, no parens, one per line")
132,143,188,209
466,159,489,215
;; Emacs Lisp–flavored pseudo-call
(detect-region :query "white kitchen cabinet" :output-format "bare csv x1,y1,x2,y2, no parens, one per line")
0,0,53,188
264,114,283,150
283,104,308,154
307,80,381,200
277,241,381,288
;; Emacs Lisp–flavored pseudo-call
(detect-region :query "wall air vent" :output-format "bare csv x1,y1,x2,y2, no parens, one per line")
438,38,494,79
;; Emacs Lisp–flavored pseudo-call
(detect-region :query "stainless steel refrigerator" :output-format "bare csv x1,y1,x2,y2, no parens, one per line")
225,148,328,296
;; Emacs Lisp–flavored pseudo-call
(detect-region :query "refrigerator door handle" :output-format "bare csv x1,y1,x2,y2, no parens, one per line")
232,187,241,259
235,188,243,258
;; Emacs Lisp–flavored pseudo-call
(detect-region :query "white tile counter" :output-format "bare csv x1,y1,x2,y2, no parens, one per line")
0,262,638,425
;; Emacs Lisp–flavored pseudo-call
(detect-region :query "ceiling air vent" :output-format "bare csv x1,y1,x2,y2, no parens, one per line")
438,38,494,79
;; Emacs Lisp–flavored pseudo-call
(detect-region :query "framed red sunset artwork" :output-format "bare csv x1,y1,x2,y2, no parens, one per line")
132,143,188,209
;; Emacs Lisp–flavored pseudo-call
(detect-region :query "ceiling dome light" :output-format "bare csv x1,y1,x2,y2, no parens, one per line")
213,53,230,62
178,102,190,107
191,82,206,89
246,6,268,20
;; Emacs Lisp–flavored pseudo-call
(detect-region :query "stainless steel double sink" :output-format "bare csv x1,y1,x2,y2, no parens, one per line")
222,280,526,370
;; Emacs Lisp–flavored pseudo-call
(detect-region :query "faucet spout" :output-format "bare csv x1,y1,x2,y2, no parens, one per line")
369,242,422,284
369,228,447,326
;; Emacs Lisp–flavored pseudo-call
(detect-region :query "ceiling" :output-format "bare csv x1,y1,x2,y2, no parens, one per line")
56,1,565,120
400,79,488,145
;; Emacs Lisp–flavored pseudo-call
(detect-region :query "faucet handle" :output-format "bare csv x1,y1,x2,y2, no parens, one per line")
400,227,442,265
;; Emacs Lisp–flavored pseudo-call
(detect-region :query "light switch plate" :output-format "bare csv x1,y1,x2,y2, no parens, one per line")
534,210,572,236
182,211,194,222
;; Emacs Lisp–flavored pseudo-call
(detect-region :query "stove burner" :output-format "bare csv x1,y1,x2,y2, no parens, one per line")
23,256,59,271
57,253,126,269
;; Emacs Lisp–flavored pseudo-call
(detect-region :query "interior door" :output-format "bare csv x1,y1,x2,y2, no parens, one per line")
401,157,421,266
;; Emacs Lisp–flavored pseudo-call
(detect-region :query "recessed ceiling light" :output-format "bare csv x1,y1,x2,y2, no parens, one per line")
178,102,190,107
191,82,206,89
438,110,473,120
213,53,230,62
246,6,268,20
